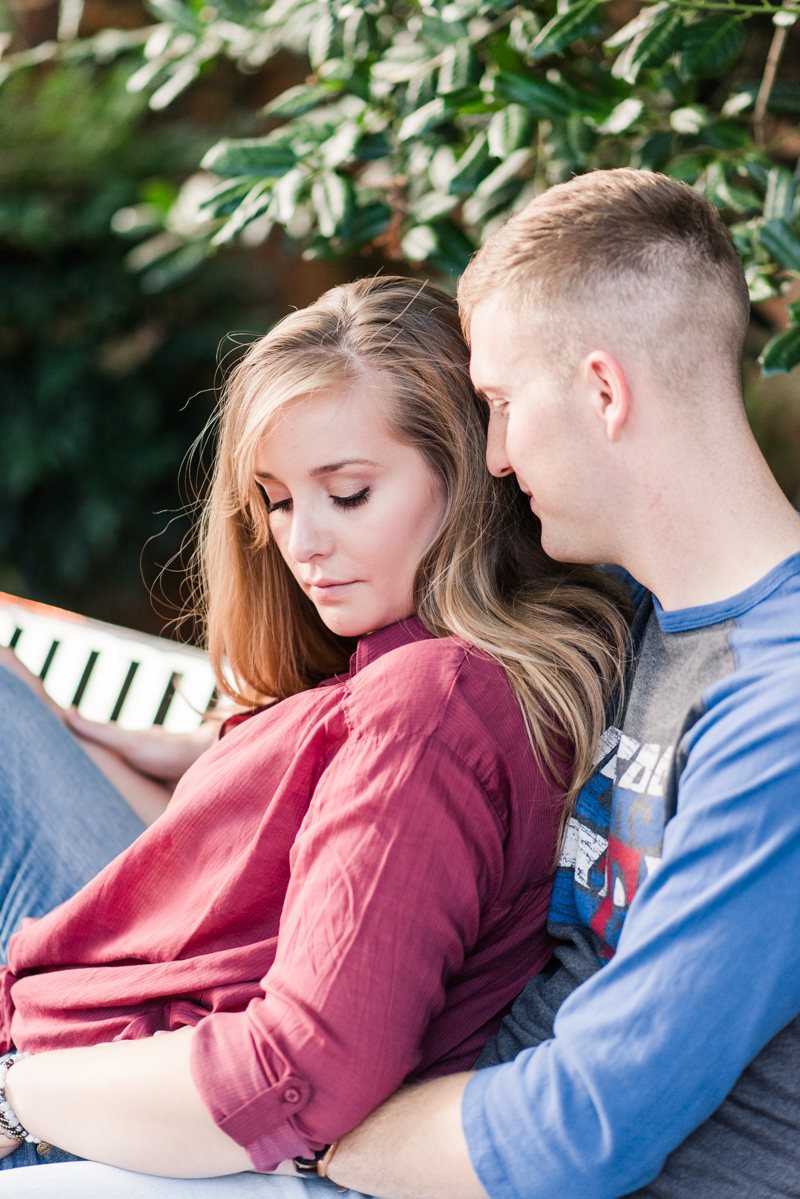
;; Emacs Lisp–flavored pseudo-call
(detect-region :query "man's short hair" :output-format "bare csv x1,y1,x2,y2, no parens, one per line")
458,168,751,390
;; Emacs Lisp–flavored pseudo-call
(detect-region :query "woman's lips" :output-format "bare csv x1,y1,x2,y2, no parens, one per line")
307,580,357,601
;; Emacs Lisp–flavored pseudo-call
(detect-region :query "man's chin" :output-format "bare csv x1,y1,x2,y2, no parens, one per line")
539,524,594,566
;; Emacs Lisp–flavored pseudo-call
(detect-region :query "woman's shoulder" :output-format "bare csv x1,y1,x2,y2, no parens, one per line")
345,627,524,750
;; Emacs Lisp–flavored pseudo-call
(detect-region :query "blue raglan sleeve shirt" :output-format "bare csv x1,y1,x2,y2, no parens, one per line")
462,661,800,1199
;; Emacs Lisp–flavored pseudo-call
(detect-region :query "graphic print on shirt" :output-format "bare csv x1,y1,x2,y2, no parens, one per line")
549,605,736,961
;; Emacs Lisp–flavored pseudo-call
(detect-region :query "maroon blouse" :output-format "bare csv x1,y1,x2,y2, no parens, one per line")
0,618,562,1170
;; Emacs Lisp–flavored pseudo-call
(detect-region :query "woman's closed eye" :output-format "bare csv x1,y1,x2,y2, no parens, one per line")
263,486,370,515
332,486,369,510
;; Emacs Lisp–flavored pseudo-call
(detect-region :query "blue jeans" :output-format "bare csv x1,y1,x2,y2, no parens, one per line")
0,662,146,1171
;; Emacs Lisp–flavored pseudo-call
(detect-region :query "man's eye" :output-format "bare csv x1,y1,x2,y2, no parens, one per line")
332,486,369,510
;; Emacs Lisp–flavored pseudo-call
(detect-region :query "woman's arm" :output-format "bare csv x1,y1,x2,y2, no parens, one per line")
1,736,500,1177
2,1029,252,1177
65,711,220,783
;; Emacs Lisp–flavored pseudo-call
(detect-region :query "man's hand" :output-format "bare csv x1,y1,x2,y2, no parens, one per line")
327,1072,488,1199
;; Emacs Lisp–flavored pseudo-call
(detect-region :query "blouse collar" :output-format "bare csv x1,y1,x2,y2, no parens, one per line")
350,616,433,678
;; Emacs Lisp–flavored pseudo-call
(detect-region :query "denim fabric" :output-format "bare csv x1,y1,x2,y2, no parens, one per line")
0,1141,86,1169
0,1162,373,1197
0,663,145,962
0,662,146,1170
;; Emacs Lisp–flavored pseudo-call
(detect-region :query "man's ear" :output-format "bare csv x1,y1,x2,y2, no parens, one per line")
583,351,630,444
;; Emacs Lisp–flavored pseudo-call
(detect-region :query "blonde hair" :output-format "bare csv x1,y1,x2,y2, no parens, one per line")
458,168,751,391
196,276,630,803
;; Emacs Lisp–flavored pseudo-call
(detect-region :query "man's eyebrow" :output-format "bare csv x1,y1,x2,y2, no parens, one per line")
255,458,377,481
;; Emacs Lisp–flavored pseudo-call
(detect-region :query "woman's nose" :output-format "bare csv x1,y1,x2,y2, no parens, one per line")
286,506,332,564
485,410,514,478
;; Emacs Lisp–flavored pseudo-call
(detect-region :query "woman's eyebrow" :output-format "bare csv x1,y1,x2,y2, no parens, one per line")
254,459,378,482
309,458,378,477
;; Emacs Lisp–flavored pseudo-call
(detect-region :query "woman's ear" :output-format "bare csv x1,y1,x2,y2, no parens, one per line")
583,351,630,444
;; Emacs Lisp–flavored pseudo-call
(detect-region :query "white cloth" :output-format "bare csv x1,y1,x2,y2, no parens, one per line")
0,1163,366,1198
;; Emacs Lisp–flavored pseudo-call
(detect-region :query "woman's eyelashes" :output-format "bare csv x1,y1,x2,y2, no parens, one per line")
262,489,291,514
263,485,370,514
332,485,370,510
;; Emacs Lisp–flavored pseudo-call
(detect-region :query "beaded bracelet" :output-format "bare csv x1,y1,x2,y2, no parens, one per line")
0,1052,46,1149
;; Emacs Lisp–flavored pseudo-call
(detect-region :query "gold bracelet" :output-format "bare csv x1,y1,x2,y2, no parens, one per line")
317,1140,340,1178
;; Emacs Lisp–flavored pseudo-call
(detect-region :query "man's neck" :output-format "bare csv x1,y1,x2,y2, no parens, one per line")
616,435,800,613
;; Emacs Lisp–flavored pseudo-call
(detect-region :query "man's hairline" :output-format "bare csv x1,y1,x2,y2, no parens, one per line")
463,275,743,387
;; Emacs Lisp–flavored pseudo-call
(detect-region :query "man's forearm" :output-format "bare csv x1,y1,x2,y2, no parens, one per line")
328,1072,488,1199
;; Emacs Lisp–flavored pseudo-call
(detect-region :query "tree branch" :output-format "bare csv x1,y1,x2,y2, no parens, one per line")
754,0,796,147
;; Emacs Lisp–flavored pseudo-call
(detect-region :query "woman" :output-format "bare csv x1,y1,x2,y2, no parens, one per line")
0,277,629,1186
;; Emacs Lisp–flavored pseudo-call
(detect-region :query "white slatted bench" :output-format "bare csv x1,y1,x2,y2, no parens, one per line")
0,592,217,733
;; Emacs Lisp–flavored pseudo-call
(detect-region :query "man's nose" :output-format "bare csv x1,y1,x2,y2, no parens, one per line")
485,411,514,478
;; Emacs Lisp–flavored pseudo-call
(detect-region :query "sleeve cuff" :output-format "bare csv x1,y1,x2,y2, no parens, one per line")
462,1063,519,1199
190,1008,320,1172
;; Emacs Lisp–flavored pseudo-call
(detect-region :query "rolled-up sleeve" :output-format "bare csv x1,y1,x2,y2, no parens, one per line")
190,729,505,1171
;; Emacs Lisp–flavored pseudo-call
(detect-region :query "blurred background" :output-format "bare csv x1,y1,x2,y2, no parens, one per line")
1,0,799,641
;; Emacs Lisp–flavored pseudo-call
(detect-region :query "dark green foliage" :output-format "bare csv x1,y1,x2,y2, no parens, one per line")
41,0,795,376
0,62,270,616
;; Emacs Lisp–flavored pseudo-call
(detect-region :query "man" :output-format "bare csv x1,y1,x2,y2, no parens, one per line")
323,168,800,1198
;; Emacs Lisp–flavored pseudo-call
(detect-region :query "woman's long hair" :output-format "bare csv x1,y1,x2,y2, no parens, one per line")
196,276,631,809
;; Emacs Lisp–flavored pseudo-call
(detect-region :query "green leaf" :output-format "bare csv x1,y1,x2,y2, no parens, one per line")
262,82,342,119
744,261,777,303
605,3,671,49
271,168,308,226
487,104,536,159
402,224,438,261
597,97,643,134
759,325,800,376
311,171,354,238
405,70,437,114
201,138,297,178
508,12,542,61
722,81,800,116
398,97,454,141
463,147,531,223
309,6,336,70
764,167,797,224
493,71,577,118
321,121,361,169
140,240,209,294
759,218,800,272
700,121,749,151
448,132,492,195
413,191,460,222
437,40,481,96
343,10,371,63
199,176,262,218
211,180,272,246
678,17,746,81
529,0,601,61
448,86,485,110
348,201,392,247
611,10,684,84
429,218,474,277
699,162,758,214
